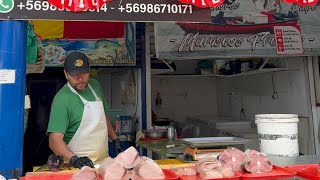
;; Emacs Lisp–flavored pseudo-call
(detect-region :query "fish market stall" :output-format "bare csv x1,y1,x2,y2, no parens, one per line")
21,146,320,180
2,0,320,179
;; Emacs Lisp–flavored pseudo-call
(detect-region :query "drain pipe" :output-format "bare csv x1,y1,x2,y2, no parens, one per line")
0,20,27,178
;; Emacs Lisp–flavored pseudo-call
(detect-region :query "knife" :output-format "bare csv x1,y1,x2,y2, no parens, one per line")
34,164,47,172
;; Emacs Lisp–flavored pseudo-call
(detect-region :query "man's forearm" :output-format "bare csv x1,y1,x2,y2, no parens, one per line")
49,134,75,163
106,115,118,140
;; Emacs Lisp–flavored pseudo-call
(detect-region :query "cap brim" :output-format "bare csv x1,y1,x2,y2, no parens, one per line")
67,69,90,76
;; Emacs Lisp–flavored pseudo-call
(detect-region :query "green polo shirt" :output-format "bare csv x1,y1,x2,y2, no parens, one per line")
47,79,109,144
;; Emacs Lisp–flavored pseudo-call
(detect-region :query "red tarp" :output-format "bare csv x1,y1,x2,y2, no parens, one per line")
64,21,125,39
32,21,125,40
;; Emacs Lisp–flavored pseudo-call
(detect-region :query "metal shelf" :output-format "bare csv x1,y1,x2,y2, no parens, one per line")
152,68,295,78
152,58,299,78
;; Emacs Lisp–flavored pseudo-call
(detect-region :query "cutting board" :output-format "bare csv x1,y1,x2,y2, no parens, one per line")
156,159,195,169
28,159,193,175
27,166,79,176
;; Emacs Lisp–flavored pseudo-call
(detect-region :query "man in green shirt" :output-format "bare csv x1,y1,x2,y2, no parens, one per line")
47,51,122,169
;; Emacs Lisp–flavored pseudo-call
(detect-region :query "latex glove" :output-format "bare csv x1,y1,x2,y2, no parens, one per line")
113,138,123,155
69,155,94,169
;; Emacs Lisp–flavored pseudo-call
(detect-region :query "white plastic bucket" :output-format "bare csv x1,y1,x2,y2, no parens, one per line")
255,114,299,157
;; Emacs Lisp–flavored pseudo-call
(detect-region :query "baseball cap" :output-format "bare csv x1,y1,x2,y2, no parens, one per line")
64,51,90,76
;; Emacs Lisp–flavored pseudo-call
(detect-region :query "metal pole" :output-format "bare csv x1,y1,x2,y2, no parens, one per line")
0,20,27,179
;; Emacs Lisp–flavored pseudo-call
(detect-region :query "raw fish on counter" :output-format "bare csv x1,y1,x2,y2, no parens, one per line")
195,157,222,173
71,146,165,180
71,166,98,180
115,146,142,169
242,149,273,173
219,147,273,174
174,156,235,179
218,147,246,172
196,157,235,178
199,170,223,179
132,156,165,179
217,166,235,177
173,167,197,176
98,157,126,180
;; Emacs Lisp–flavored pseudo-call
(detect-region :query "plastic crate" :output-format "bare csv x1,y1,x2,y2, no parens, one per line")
20,169,177,180
179,172,241,180
285,164,320,180
240,165,296,180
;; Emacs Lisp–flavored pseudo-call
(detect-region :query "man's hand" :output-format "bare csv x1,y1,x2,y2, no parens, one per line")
113,138,123,155
69,155,94,169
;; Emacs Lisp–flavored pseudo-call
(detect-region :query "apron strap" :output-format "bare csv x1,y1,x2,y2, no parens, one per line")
67,83,88,105
67,83,101,103
88,84,101,101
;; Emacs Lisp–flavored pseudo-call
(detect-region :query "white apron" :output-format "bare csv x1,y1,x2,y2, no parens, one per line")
67,83,108,164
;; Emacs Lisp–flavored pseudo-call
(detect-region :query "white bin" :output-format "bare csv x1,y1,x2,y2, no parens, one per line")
255,114,299,157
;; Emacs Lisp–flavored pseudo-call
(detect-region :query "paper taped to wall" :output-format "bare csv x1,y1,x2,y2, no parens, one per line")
0,69,15,84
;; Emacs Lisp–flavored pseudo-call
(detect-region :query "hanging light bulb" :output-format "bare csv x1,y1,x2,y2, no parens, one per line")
48,0,112,12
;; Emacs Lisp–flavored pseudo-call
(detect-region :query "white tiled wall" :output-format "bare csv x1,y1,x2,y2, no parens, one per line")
94,70,112,105
94,69,139,116
110,70,139,115
216,58,309,124
151,77,218,122
150,58,309,123
150,58,313,154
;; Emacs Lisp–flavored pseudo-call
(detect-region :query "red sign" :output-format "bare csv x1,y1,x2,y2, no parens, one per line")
178,0,225,8
274,26,303,55
179,0,318,8
280,0,318,6
48,0,111,12
275,29,285,53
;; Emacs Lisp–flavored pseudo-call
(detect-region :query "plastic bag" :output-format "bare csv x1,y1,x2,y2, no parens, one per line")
121,70,136,105
26,37,45,74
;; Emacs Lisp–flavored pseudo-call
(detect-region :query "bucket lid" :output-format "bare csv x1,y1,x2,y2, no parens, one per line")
255,114,299,123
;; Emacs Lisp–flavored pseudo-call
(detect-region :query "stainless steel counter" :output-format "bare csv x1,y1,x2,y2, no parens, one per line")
269,155,320,166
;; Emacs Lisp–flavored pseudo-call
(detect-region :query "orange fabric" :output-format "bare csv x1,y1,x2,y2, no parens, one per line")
31,20,64,40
